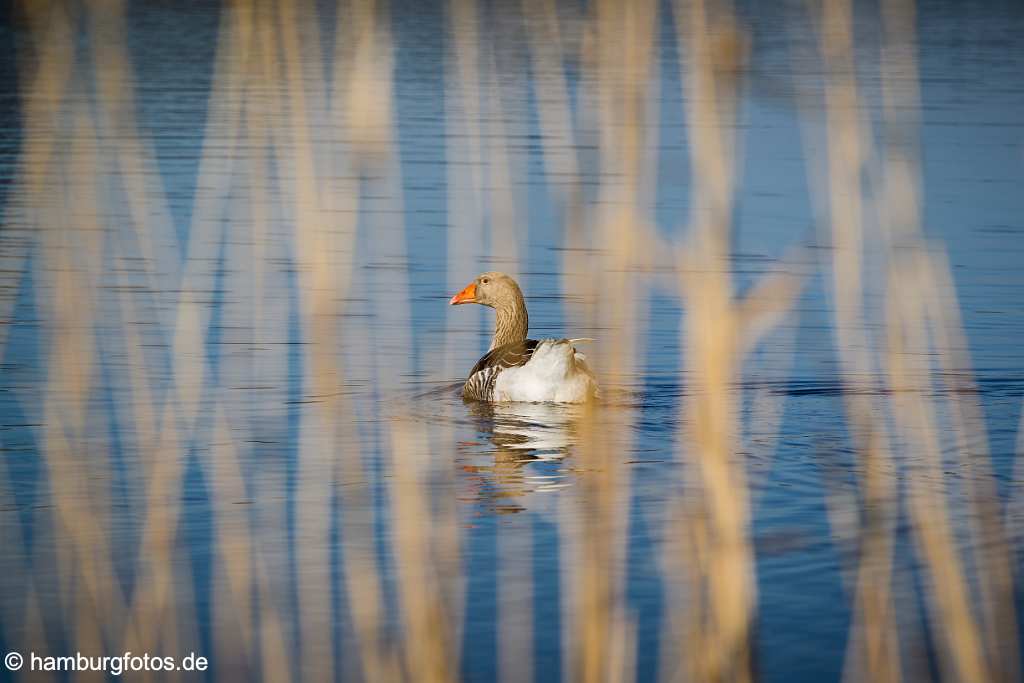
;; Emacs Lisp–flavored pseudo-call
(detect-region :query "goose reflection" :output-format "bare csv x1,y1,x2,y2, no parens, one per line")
460,400,584,514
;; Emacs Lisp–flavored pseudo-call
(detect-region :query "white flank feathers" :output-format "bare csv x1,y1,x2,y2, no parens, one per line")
491,340,598,403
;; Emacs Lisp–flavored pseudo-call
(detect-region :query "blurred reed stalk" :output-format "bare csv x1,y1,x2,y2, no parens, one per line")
810,0,1021,681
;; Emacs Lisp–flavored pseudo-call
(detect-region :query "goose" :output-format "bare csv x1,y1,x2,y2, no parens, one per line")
449,272,598,403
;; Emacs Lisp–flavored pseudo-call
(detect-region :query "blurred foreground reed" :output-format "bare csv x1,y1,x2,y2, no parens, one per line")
0,0,1019,681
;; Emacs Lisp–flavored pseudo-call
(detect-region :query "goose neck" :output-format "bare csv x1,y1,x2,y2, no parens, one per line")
491,299,528,350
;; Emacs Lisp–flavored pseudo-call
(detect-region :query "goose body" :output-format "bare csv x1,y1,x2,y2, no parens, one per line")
450,273,598,403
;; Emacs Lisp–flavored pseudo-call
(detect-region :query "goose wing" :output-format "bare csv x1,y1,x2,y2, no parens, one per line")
463,339,540,401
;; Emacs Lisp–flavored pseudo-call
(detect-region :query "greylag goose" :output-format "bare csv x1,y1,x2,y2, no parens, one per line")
450,272,598,403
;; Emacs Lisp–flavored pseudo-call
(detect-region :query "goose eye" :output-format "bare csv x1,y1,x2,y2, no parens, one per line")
481,277,489,284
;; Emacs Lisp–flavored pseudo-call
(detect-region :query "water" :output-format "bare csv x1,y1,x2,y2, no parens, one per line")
0,0,1023,681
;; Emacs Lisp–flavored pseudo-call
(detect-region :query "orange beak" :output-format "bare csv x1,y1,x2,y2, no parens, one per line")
449,282,477,305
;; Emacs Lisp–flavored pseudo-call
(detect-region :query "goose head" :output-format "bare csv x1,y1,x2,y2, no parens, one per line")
449,272,524,310
450,272,529,349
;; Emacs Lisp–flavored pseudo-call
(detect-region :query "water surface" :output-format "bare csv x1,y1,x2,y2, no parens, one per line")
0,1,1023,681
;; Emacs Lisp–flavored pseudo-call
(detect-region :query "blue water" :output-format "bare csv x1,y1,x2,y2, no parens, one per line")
0,0,1023,681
